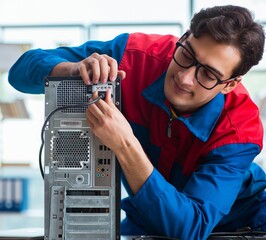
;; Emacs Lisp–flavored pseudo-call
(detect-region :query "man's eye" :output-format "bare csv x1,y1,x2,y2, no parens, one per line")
201,68,217,81
181,49,194,62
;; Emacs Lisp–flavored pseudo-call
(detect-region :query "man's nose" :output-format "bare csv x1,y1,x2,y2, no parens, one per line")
178,66,197,85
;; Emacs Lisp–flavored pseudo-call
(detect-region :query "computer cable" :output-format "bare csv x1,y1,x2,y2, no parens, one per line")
132,228,266,240
208,228,266,239
38,94,105,179
132,236,179,240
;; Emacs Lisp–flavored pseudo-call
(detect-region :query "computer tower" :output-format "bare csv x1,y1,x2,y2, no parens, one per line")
43,76,121,240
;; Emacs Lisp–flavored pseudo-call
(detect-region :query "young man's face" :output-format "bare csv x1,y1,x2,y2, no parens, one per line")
164,33,241,115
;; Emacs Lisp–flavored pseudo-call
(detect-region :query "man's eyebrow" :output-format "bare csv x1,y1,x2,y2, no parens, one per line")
185,41,224,77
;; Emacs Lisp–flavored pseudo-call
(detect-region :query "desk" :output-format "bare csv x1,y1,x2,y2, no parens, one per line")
0,229,265,240
0,229,135,240
0,228,43,240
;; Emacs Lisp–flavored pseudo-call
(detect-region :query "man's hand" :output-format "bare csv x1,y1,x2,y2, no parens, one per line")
86,90,154,194
50,53,126,84
86,89,133,154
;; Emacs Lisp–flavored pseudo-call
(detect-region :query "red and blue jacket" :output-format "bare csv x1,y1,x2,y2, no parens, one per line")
8,32,266,240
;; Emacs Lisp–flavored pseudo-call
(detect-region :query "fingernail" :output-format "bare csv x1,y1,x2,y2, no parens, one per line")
110,76,116,81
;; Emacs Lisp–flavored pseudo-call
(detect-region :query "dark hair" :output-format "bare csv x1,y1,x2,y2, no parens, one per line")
190,5,265,76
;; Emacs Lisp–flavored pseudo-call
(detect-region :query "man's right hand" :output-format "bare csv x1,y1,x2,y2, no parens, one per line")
50,52,126,85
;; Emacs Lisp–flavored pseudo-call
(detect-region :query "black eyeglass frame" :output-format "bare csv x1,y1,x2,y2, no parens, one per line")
172,32,238,90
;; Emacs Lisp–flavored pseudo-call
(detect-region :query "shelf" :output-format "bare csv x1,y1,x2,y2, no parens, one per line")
0,166,44,230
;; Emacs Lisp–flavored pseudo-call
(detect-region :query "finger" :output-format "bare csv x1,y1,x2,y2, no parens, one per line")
87,54,102,84
91,91,99,100
89,91,113,118
104,56,118,81
88,93,106,119
98,55,113,83
105,89,113,104
80,53,122,84
95,61,109,84
118,70,126,80
79,63,93,85
87,53,111,84
86,110,97,129
77,56,101,85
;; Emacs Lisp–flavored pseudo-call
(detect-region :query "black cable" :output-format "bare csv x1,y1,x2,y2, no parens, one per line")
133,236,179,240
39,94,105,179
209,229,266,237
132,229,266,240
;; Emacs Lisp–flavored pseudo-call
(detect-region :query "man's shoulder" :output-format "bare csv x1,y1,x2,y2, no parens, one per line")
225,83,257,111
128,32,178,42
220,83,263,147
127,32,178,57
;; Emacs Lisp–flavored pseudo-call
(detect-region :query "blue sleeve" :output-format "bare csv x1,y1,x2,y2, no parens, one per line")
127,143,265,240
8,33,129,94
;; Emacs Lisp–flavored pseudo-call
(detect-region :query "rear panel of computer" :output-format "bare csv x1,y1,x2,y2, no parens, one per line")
44,76,121,240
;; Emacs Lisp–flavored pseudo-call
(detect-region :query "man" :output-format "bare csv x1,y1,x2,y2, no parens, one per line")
8,5,266,240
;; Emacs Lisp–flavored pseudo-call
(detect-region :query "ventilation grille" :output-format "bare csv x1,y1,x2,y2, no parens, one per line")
51,131,90,169
57,80,89,113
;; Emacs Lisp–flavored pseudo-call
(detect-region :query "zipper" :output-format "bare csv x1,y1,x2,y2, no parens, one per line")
167,117,174,137
167,106,178,138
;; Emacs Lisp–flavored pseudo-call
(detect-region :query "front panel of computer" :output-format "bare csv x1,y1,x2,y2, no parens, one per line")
44,77,121,240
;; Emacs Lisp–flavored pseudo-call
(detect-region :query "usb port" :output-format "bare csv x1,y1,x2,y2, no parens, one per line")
98,159,103,164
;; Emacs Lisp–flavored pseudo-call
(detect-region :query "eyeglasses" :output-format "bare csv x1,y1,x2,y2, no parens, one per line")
172,39,237,90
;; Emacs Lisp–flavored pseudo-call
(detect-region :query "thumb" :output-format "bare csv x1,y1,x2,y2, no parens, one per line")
118,70,126,80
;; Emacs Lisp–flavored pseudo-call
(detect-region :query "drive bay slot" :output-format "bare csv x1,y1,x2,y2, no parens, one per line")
66,207,109,213
66,189,109,196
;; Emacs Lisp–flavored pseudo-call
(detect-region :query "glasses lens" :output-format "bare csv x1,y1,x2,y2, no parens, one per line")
197,66,219,89
174,44,195,68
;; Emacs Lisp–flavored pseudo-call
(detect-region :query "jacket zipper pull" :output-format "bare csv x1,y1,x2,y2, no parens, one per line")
168,106,179,138
167,117,174,138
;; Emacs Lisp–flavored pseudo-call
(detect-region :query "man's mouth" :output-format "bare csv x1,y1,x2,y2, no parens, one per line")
173,78,191,95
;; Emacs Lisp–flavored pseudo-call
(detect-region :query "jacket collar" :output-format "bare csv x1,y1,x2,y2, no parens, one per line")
142,74,224,142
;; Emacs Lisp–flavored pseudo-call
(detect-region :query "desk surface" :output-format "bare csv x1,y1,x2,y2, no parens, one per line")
0,229,136,240
0,228,265,240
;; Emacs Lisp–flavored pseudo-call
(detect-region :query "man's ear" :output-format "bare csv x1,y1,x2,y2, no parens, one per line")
220,76,242,94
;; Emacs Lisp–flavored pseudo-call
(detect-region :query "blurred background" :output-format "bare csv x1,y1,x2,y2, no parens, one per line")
0,0,265,231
